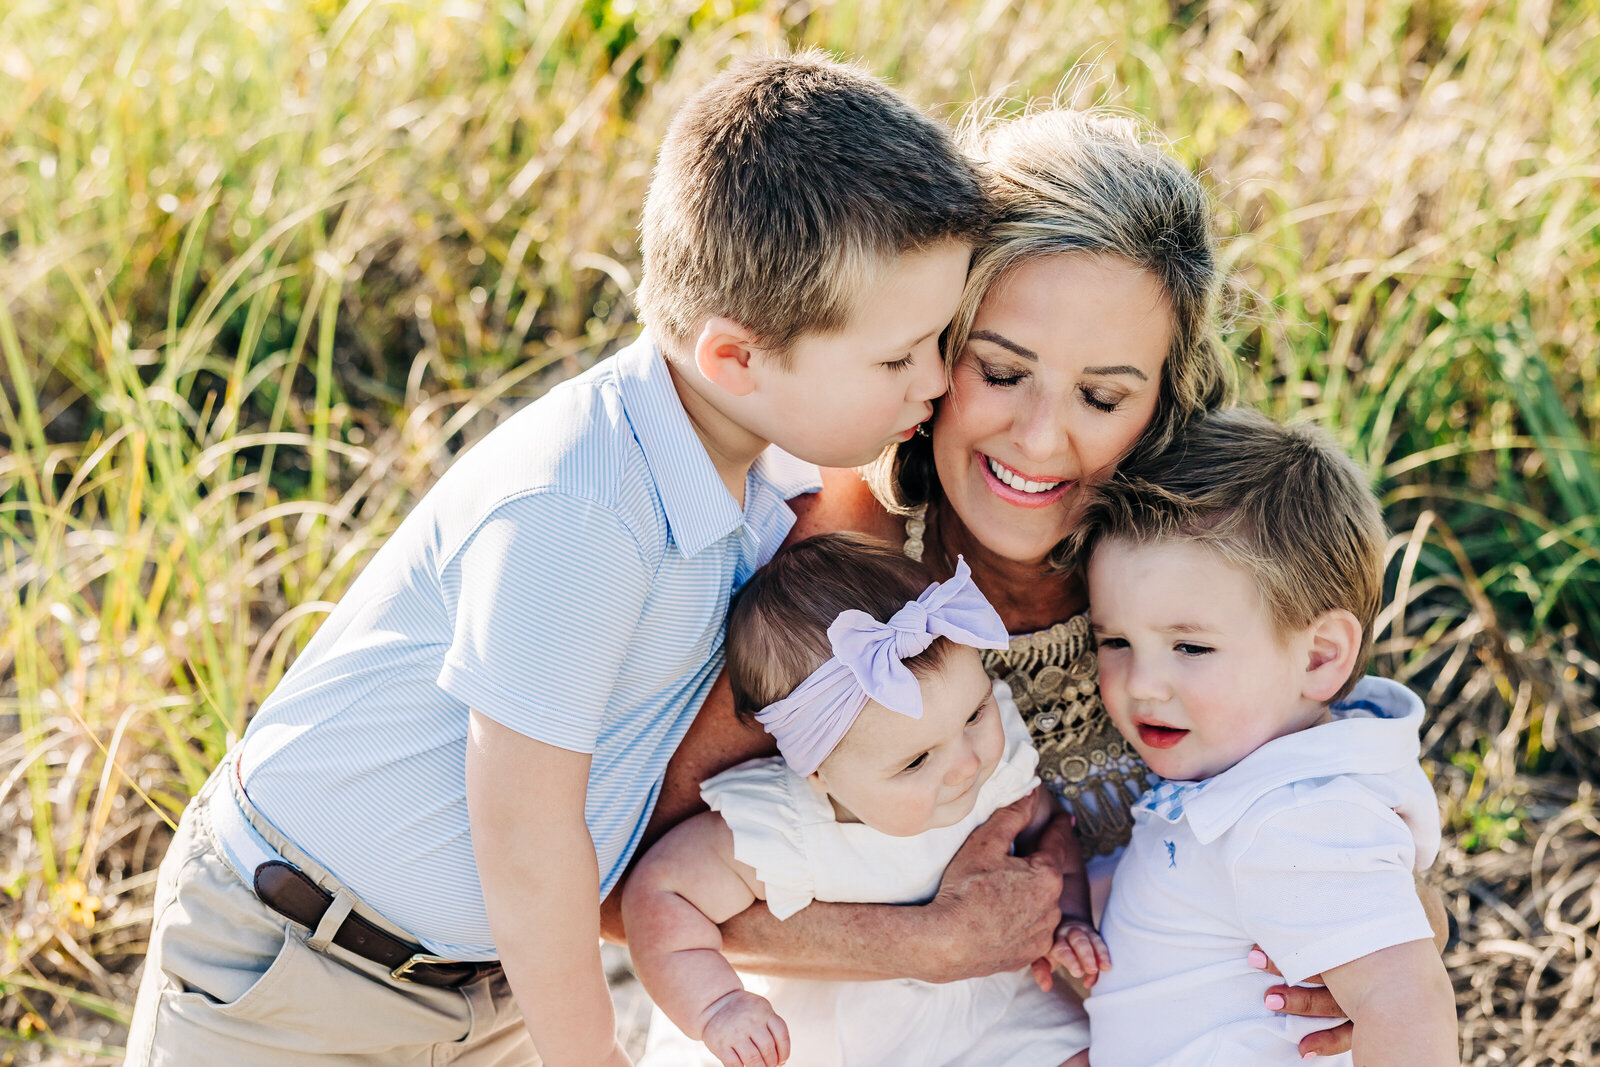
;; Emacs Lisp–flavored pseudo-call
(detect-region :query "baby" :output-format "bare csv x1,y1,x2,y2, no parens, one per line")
1068,407,1458,1067
622,532,1103,1067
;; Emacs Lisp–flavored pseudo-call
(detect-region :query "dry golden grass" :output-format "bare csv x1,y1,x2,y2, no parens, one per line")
2,0,1596,1062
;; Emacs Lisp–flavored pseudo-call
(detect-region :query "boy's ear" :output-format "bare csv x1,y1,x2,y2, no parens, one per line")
1301,609,1363,702
693,316,764,397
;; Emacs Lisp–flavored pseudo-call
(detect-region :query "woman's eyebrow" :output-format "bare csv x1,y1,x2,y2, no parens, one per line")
1084,364,1149,380
968,330,1037,361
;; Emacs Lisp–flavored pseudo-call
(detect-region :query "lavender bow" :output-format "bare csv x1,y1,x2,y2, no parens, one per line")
754,557,1009,776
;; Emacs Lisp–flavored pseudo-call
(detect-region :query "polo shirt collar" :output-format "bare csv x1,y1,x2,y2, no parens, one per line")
1134,676,1425,844
614,334,820,558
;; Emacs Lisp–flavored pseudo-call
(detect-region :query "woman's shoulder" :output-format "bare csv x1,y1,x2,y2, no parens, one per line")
784,466,906,548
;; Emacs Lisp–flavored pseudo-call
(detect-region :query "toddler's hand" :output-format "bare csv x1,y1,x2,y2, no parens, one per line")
1049,918,1112,988
700,989,790,1067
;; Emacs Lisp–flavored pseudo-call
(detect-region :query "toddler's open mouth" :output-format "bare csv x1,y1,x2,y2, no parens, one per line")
1136,722,1190,749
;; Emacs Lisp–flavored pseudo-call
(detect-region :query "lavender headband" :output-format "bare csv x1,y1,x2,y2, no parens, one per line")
754,557,1009,776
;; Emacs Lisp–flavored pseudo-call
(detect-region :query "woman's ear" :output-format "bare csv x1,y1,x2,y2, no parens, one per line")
1301,609,1363,702
693,316,762,397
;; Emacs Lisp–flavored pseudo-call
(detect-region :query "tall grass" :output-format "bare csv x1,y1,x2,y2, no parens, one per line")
2,0,1597,1062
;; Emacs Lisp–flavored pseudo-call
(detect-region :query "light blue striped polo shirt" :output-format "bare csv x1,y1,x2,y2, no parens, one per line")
234,333,819,960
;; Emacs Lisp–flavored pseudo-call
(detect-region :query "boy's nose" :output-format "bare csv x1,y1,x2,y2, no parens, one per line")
1125,659,1171,703
909,347,947,403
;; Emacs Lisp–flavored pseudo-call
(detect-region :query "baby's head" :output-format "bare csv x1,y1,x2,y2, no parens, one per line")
727,533,1009,836
636,52,991,468
1072,407,1387,781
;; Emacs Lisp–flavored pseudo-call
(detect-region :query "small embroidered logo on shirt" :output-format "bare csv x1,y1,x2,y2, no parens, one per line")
1165,840,1177,868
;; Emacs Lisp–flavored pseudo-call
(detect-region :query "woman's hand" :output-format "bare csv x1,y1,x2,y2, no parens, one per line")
922,793,1067,983
1249,947,1353,1057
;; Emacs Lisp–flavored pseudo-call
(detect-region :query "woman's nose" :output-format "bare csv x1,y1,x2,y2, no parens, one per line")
1013,397,1068,466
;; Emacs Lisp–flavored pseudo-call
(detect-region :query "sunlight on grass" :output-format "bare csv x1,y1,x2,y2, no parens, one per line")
2,1,1597,1062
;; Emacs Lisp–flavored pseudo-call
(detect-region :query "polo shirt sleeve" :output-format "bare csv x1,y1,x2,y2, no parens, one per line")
1230,785,1435,985
437,491,651,753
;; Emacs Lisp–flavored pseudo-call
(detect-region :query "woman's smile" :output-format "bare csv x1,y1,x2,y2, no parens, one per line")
980,454,1075,507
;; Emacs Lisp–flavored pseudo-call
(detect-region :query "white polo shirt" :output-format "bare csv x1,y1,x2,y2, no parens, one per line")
1085,676,1440,1067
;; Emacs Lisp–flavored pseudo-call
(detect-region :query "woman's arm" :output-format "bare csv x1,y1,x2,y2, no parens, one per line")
717,792,1068,983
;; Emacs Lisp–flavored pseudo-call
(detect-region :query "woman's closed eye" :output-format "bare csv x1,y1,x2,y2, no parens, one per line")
975,356,1024,387
1079,385,1124,413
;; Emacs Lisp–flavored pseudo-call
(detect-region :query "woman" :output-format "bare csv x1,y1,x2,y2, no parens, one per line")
604,107,1435,1059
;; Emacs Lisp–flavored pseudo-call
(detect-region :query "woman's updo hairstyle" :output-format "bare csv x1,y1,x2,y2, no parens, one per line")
869,106,1235,565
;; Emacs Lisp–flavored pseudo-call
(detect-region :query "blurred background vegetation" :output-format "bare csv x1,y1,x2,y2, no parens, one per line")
1,0,1596,1062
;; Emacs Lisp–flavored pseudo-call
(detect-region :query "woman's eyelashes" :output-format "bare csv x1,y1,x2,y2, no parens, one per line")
1080,386,1123,413
972,355,1127,412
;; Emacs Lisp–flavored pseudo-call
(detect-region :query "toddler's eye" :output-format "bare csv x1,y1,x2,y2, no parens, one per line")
1095,635,1129,650
902,753,928,772
1175,642,1214,656
882,353,915,371
966,707,985,726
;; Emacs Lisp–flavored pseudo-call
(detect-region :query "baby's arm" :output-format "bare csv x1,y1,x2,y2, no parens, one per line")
466,711,630,1067
1021,790,1110,990
1321,939,1458,1066
622,811,790,1067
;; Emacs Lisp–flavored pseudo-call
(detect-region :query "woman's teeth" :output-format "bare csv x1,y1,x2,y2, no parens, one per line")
987,456,1064,494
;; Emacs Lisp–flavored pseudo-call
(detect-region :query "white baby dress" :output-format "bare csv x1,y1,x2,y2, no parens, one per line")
638,681,1089,1067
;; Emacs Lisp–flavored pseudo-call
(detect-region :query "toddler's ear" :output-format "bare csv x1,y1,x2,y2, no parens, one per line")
693,317,763,397
1301,609,1363,702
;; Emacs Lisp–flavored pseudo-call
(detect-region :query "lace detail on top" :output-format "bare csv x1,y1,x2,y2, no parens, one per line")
904,506,1154,857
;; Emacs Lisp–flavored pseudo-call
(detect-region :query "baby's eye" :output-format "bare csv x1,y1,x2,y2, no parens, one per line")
902,753,928,773
1080,386,1122,413
882,353,915,372
1095,635,1129,650
966,706,985,726
1175,642,1214,656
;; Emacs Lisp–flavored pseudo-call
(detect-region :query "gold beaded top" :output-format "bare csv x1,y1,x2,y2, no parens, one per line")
905,506,1153,857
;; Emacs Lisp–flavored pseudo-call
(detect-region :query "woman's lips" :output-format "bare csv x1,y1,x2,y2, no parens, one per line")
978,453,1072,509
1136,723,1190,749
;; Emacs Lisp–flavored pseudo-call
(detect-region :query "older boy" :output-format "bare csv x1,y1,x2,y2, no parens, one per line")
1068,407,1458,1067
126,52,988,1067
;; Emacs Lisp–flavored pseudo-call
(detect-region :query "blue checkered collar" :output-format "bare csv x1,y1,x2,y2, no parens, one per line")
1132,676,1426,844
613,333,819,558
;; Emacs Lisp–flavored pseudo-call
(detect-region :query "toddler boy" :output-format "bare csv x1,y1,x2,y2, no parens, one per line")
1070,407,1458,1067
126,51,987,1067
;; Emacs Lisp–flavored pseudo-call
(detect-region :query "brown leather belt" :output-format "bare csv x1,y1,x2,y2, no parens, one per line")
253,860,500,989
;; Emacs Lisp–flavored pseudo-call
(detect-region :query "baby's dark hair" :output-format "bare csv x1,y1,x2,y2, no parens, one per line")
726,533,951,723
1071,406,1387,702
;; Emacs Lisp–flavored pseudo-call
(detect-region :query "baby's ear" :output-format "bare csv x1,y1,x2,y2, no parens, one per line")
692,316,763,397
1301,609,1363,702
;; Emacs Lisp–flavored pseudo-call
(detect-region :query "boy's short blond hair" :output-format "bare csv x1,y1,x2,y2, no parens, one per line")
1072,407,1387,702
635,51,990,360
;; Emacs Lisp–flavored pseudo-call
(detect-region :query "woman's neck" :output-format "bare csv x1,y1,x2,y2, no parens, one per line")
924,500,1087,634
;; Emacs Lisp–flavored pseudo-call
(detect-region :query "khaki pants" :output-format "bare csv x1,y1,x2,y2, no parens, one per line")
125,766,540,1066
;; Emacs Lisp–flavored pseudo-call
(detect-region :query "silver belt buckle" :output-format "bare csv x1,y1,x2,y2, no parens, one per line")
391,953,455,982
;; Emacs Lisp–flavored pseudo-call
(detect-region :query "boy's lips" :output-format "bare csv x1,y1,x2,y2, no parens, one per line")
1136,722,1190,749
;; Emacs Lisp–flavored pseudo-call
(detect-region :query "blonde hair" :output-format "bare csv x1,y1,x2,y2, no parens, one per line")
635,51,990,362
1071,407,1387,702
869,106,1234,545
